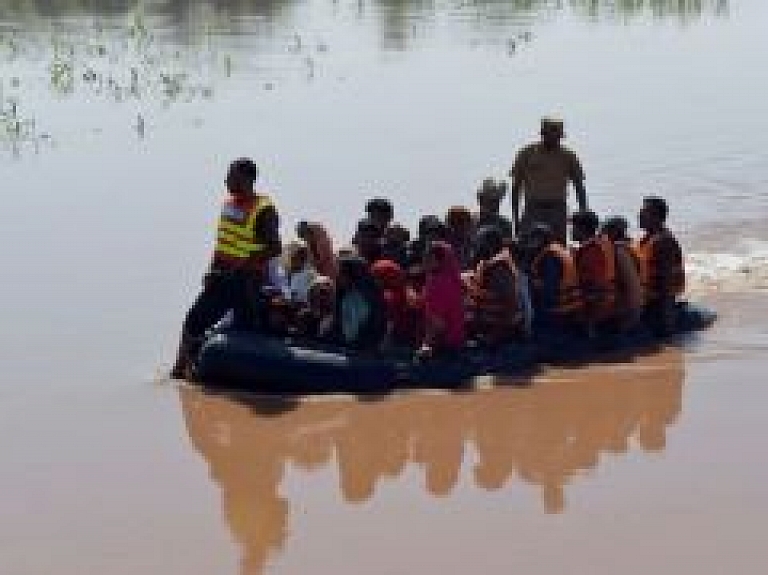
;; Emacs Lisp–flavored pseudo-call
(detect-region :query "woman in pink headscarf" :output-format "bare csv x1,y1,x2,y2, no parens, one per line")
420,241,466,356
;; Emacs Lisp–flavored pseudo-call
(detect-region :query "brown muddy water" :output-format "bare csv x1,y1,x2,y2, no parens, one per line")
1,0,768,573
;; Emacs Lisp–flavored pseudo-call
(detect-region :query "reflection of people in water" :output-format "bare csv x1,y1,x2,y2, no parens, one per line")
181,391,342,573
179,347,684,573
473,349,684,512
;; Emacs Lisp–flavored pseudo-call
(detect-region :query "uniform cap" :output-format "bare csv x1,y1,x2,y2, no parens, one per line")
540,117,565,138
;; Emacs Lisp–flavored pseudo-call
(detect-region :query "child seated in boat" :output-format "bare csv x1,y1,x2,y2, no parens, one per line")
419,241,466,357
285,241,316,304
295,275,336,342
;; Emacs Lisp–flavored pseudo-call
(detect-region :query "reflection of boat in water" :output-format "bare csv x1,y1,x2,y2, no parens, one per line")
179,348,684,572
193,302,712,393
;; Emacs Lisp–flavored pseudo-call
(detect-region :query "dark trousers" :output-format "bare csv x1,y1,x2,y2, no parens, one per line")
520,200,568,245
181,270,254,341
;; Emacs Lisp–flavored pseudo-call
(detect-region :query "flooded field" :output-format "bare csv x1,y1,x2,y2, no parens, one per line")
1,0,767,573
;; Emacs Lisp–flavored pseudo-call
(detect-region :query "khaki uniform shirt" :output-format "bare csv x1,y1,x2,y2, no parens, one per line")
513,143,585,203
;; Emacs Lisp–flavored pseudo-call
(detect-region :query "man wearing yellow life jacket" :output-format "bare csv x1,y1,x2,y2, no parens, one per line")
525,223,583,334
633,196,685,336
465,227,526,346
171,158,281,379
570,211,618,332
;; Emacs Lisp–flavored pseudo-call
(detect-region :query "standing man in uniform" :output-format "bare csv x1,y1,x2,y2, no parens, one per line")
509,118,588,245
171,158,281,379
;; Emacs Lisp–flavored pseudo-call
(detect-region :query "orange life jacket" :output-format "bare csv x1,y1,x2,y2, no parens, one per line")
573,234,617,320
531,242,583,315
466,251,522,340
614,241,645,312
632,231,685,304
212,194,274,273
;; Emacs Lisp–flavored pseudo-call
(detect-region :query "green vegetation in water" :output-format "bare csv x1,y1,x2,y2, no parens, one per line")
0,0,729,154
0,0,730,20
0,89,50,157
568,0,729,21
0,2,243,153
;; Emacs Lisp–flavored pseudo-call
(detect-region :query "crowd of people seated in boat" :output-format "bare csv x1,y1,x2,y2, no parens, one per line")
257,188,684,359
171,158,685,377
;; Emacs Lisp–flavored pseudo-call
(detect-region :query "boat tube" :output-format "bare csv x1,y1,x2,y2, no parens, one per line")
194,301,716,394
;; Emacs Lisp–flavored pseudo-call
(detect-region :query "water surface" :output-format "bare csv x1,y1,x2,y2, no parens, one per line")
1,1,767,573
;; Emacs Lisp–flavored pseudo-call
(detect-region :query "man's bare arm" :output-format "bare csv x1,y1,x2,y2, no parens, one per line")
573,178,588,212
509,168,524,233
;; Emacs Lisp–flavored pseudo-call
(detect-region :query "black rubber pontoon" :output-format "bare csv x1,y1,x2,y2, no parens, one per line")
194,301,716,394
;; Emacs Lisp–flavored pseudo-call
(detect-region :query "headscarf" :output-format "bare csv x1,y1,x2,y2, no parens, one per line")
424,241,466,349
371,259,410,340
302,222,337,280
371,259,407,294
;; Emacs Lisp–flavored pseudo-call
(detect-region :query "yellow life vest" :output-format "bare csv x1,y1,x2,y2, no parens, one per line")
213,194,273,266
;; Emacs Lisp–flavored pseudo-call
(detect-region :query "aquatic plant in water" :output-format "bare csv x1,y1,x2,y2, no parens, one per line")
0,2,242,153
0,94,50,157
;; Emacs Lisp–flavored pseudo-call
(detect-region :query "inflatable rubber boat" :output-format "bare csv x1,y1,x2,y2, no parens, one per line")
193,301,716,394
